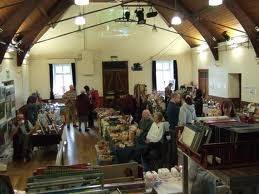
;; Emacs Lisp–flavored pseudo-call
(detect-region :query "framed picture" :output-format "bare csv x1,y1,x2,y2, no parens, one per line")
0,102,5,123
5,85,15,100
5,101,11,119
0,86,6,102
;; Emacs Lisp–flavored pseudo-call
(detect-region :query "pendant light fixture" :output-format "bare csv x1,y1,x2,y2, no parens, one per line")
75,15,86,25
209,0,223,6
171,0,182,25
74,0,89,6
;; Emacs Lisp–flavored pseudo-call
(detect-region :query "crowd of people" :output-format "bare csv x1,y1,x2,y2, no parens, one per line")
11,81,238,194
133,83,238,194
62,85,97,132
12,84,98,162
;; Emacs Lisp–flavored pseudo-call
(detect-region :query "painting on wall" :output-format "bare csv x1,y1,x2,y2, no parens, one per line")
5,85,15,100
5,101,12,119
0,102,5,123
0,86,6,102
0,122,8,146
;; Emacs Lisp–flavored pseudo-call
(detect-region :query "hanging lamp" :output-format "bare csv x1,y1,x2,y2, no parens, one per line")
171,0,182,25
209,0,223,6
74,0,89,6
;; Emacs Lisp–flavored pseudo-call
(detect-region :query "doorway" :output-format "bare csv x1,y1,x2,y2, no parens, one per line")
198,69,209,98
102,61,129,107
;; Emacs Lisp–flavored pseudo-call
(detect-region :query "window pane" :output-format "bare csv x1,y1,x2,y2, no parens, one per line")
162,62,170,70
53,64,73,98
63,65,71,74
156,61,162,70
55,65,63,73
155,60,175,93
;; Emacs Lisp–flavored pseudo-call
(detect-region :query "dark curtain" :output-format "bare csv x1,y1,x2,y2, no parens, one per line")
71,63,76,88
49,64,54,99
152,61,157,91
173,60,179,91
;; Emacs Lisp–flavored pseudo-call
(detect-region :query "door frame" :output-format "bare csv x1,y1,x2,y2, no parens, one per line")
198,69,209,97
102,61,129,96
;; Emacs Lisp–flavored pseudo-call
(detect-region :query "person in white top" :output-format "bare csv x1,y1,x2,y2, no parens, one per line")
146,112,165,143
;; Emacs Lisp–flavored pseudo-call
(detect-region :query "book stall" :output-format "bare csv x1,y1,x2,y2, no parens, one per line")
95,108,146,165
0,80,16,171
177,116,259,194
30,103,64,148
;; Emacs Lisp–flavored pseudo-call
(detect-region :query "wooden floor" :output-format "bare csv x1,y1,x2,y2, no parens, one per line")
4,126,100,191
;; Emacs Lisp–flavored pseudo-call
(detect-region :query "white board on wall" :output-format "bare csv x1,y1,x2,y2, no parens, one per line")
209,70,228,98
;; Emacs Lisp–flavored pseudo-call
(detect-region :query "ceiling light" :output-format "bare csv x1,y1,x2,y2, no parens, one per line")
75,16,86,26
209,0,223,6
146,7,158,18
171,15,182,25
74,0,89,5
222,31,230,41
135,8,146,24
124,10,130,21
152,25,158,32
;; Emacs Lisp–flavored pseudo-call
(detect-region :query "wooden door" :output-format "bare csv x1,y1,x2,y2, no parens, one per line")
102,61,129,107
198,69,209,98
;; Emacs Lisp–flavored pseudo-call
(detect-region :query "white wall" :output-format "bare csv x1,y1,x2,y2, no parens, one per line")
0,52,30,108
28,3,193,99
29,50,193,99
192,45,259,103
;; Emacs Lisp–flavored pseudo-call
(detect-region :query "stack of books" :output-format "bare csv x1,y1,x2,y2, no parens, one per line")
179,124,212,153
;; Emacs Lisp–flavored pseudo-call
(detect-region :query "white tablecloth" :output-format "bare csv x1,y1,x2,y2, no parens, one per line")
154,178,182,194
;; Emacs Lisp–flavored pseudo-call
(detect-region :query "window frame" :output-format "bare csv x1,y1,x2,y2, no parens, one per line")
155,60,175,94
52,64,73,98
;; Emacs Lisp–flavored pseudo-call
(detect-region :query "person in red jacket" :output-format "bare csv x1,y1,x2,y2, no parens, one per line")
76,90,91,132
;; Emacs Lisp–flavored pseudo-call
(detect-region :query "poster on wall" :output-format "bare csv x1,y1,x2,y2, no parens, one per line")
0,102,5,124
5,85,15,100
0,85,6,103
0,122,7,146
243,86,257,101
5,100,12,119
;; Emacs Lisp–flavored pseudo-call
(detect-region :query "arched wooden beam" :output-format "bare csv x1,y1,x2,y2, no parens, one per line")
224,0,259,58
17,0,74,66
0,0,41,64
150,0,219,60
153,5,197,48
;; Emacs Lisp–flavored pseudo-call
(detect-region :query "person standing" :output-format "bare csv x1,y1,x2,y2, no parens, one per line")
84,85,94,128
165,83,173,106
178,95,196,126
194,89,204,117
166,92,181,167
26,93,40,126
76,90,91,132
62,85,77,129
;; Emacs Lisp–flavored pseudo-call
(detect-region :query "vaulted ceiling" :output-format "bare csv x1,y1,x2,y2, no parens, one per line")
0,0,258,66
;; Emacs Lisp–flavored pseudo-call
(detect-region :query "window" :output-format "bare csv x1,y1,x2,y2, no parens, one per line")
156,60,175,93
53,64,73,98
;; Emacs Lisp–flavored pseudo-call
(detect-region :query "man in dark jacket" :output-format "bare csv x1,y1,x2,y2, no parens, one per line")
76,90,91,132
194,89,203,117
166,92,181,167
167,93,181,129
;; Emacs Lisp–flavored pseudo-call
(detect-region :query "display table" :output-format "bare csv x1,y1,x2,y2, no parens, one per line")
31,133,62,148
181,152,259,194
154,178,182,194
